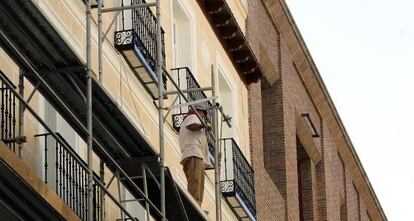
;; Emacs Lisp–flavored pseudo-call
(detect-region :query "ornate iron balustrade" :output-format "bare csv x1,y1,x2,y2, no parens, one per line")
0,71,103,220
0,72,27,156
171,67,215,163
114,0,167,98
221,138,256,220
0,77,17,151
35,133,103,221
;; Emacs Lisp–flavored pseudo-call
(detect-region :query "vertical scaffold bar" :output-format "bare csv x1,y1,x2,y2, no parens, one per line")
142,162,150,221
99,161,105,221
156,0,166,220
116,170,125,221
212,65,221,221
98,0,103,81
86,0,94,220
18,69,24,158
96,2,104,217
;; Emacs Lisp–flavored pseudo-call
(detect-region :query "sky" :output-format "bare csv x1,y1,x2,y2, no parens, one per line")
284,0,414,220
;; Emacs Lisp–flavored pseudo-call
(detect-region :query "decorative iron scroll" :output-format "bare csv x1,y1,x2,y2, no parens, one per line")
114,30,134,46
172,114,184,130
221,180,234,193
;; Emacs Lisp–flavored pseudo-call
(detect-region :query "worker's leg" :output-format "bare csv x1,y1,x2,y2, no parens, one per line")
183,157,204,205
197,161,205,204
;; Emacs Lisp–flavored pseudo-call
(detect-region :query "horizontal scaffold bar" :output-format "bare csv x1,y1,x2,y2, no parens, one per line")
164,96,218,110
164,86,213,96
101,3,157,13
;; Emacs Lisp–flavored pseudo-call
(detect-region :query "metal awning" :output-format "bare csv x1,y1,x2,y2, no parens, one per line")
196,0,264,84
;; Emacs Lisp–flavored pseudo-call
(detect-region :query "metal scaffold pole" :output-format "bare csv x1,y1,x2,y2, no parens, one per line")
212,65,221,221
98,0,103,82
156,0,166,220
99,161,105,221
86,0,94,220
87,0,231,219
97,1,104,217
18,69,24,158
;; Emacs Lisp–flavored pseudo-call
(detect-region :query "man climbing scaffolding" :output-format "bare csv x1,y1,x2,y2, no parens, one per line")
179,102,212,206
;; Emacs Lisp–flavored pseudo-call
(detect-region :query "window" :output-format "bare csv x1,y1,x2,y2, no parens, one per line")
41,97,85,191
172,1,193,70
218,68,234,139
339,156,348,221
297,136,313,221
340,200,347,221
355,184,361,221
172,0,194,116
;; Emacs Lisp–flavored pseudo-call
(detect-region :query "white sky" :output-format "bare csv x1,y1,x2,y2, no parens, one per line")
284,0,414,220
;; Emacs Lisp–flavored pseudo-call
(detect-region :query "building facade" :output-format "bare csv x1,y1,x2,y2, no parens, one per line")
0,0,386,221
246,0,387,220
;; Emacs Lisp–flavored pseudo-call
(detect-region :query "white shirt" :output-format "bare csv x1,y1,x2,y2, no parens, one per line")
179,114,211,168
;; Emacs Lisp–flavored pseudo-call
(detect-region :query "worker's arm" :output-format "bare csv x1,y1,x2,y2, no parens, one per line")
186,123,204,131
183,115,211,131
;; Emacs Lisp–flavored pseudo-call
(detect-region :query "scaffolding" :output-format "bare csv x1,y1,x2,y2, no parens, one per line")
90,1,170,219
0,0,235,220
90,0,231,221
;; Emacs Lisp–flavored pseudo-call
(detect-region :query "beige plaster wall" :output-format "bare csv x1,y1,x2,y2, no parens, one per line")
0,0,252,219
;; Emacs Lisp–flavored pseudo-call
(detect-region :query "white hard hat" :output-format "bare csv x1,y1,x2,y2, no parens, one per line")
192,102,207,111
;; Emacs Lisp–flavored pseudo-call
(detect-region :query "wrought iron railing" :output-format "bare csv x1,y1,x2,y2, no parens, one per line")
221,138,256,219
0,78,17,151
114,0,167,90
0,71,105,220
171,67,215,161
35,133,102,221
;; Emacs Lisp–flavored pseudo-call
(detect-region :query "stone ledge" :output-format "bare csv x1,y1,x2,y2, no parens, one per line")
0,142,80,221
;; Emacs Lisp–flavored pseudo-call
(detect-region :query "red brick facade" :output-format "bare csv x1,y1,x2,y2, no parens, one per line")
246,0,386,220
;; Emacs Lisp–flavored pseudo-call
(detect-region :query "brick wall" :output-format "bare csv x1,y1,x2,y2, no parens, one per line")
360,197,370,221
248,81,285,220
246,0,382,220
346,174,360,221
247,0,286,220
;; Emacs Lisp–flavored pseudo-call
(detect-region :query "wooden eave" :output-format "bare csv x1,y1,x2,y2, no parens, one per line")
196,0,264,84
261,0,388,220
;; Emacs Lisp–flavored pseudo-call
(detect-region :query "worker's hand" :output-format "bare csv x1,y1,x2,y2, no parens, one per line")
205,122,213,130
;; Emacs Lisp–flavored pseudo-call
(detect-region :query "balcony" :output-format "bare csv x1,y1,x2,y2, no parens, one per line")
221,138,256,220
34,133,103,220
0,65,208,220
114,0,167,99
171,67,215,165
0,70,123,220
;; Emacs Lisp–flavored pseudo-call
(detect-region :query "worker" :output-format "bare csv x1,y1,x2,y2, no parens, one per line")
179,102,212,206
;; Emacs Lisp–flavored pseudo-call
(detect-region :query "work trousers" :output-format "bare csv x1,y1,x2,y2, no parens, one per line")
182,156,205,206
